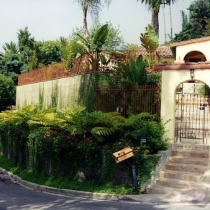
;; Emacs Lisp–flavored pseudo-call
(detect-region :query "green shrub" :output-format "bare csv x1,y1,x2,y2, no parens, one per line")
0,106,168,191
113,55,147,87
124,113,168,154
0,74,15,111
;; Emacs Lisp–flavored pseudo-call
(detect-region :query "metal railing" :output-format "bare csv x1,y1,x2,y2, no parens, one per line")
96,85,161,118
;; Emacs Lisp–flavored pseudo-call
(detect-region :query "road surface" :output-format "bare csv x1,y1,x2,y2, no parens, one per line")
0,174,210,210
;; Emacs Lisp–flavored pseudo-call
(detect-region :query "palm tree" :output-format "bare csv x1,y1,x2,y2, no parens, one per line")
2,42,19,55
75,0,112,37
139,0,177,37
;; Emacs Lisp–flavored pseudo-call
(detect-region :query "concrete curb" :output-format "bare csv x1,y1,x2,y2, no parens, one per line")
1,167,210,204
0,167,121,202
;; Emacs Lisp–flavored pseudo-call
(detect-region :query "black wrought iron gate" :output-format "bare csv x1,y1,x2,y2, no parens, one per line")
175,84,210,144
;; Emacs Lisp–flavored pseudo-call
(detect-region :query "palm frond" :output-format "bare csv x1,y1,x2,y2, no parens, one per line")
91,126,115,136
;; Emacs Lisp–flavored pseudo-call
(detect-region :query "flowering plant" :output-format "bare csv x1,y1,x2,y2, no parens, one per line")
77,136,98,153
43,130,57,138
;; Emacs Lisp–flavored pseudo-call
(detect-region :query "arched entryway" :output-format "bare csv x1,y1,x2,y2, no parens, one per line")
184,51,206,62
174,80,210,144
153,63,210,145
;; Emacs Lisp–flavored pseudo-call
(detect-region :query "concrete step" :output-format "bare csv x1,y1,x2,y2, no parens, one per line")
201,170,210,184
148,186,182,194
169,156,209,166
156,178,199,189
165,163,207,174
160,170,201,182
171,150,209,158
148,185,207,195
148,144,210,195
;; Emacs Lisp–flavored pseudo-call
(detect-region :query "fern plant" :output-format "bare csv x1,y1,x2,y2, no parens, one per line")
55,106,86,135
83,111,124,142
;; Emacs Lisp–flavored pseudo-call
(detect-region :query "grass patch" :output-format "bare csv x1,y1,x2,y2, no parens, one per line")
0,155,134,194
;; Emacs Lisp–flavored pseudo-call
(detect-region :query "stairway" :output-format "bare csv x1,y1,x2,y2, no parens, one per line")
148,143,210,194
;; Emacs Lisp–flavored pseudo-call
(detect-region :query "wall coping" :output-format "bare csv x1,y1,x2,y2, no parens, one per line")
154,62,210,71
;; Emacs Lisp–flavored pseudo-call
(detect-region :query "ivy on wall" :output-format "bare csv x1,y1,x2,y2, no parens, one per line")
28,72,119,111
77,72,120,112
51,82,58,108
39,85,44,109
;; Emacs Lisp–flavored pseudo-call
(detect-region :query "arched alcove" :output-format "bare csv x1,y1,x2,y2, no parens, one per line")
174,80,210,144
184,51,206,62
154,63,210,145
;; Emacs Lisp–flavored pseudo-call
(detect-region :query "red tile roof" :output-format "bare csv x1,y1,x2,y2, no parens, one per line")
137,46,173,57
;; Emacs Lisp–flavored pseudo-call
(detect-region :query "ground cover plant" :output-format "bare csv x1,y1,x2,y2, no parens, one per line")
0,155,132,194
0,105,168,193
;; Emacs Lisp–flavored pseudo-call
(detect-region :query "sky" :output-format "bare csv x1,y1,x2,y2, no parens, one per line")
0,0,194,51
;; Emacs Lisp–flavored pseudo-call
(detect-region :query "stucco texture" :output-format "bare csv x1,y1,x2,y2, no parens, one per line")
161,69,210,142
16,74,90,110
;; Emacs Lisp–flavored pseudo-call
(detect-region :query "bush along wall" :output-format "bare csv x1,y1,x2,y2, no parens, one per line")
0,106,168,192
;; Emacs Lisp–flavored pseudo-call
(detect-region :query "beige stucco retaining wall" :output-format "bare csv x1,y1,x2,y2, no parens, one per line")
161,69,210,142
16,74,90,110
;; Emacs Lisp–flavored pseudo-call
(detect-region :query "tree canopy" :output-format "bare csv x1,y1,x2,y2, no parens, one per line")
59,22,124,70
0,27,62,84
0,22,124,80
174,0,210,42
0,74,15,111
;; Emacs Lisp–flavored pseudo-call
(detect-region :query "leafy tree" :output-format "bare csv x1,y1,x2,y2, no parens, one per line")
76,24,110,71
0,42,22,84
17,27,38,71
188,0,210,37
205,20,210,36
0,74,15,111
0,28,36,78
18,28,63,69
58,23,123,70
37,41,61,66
18,27,36,55
72,22,124,51
89,22,124,51
58,37,84,70
0,28,63,78
139,0,177,37
174,0,210,41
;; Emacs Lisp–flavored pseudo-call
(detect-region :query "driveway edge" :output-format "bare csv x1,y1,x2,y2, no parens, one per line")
0,167,121,202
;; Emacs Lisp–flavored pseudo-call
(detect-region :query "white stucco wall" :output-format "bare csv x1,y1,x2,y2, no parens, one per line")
16,74,90,110
161,69,210,142
175,40,210,62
